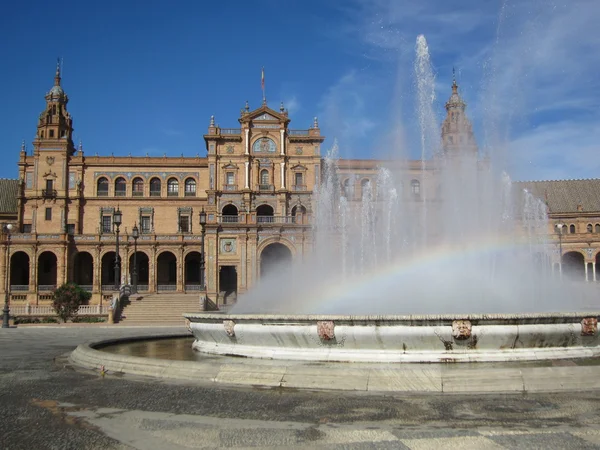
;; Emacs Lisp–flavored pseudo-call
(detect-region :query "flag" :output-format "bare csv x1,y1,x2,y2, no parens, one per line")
261,67,265,91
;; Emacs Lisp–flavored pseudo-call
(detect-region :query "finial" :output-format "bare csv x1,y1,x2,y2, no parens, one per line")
21,140,25,153
452,67,458,93
54,57,61,86
78,139,83,152
280,102,285,113
313,116,319,128
210,115,215,127
245,100,250,112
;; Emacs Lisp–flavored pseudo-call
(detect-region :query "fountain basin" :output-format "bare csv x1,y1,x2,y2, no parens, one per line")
184,313,600,363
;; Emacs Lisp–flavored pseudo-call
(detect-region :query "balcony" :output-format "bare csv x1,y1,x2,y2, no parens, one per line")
184,191,196,197
150,190,161,197
292,185,307,191
97,190,109,197
115,190,126,197
167,191,179,197
288,129,310,136
42,189,57,198
220,128,241,135
258,184,274,192
223,184,238,191
132,191,144,197
257,216,295,224
220,215,239,223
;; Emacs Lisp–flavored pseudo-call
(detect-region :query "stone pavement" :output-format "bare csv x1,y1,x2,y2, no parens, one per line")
2,326,600,449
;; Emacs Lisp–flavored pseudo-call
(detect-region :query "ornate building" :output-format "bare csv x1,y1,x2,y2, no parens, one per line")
1,65,599,313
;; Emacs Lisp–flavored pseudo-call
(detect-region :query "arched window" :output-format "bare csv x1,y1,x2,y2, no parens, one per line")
132,177,144,197
361,179,371,199
595,224,600,234
588,224,593,233
569,224,576,234
342,179,351,198
114,177,126,197
221,204,239,223
260,169,269,186
97,177,109,196
256,204,275,223
167,178,179,197
150,178,161,197
411,179,420,195
184,178,196,197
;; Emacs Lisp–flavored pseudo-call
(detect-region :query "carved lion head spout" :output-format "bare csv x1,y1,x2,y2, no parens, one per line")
452,320,472,340
581,317,598,336
223,320,236,337
317,321,335,341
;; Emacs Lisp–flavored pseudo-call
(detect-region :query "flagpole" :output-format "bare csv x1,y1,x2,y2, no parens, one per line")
261,67,266,105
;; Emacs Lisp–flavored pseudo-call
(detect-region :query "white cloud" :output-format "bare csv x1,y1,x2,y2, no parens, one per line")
283,96,300,115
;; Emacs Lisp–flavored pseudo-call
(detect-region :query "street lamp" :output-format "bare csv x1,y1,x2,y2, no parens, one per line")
199,208,207,290
131,223,139,294
113,207,122,290
2,223,13,328
555,223,564,275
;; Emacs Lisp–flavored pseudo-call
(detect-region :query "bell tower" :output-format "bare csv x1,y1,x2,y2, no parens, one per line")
440,70,477,155
33,59,75,156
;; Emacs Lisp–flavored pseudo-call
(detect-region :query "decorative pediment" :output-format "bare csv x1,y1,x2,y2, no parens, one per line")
291,163,307,171
254,112,279,121
240,105,290,125
42,171,57,179
222,162,238,170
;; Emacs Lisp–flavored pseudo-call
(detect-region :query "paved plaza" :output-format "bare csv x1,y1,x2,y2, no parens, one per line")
2,326,600,449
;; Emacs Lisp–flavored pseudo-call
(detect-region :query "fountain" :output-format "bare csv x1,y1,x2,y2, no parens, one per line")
183,35,600,363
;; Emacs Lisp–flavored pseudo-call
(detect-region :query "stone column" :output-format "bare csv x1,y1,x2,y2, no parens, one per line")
594,262,597,282
92,245,101,293
280,162,285,189
177,246,184,291
245,129,249,155
585,262,589,282
280,129,285,156
149,245,157,293
244,161,250,189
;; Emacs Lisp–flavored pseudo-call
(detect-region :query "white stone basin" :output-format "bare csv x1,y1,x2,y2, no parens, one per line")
183,313,600,363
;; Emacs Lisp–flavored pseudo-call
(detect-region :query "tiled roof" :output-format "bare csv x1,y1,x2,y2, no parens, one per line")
0,178,19,214
514,179,600,214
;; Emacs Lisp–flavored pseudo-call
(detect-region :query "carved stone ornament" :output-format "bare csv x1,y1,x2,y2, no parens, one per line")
581,317,598,336
452,320,472,340
46,156,55,166
223,320,236,337
184,318,192,334
317,320,335,341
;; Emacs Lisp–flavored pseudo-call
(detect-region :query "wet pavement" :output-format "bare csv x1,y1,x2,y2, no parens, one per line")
2,326,600,449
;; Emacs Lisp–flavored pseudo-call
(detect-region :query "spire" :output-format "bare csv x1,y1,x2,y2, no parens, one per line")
440,69,477,155
210,115,215,127
313,116,319,129
54,58,61,87
21,140,26,153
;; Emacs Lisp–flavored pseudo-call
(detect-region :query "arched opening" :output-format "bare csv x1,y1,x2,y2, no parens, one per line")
411,179,420,195
97,177,109,196
291,205,307,224
10,251,29,290
37,251,57,290
132,177,144,197
101,252,117,289
562,251,584,280
157,251,177,290
221,204,238,223
114,177,126,197
256,204,274,223
167,177,179,197
129,251,149,291
342,178,352,198
361,179,371,199
260,169,269,187
588,224,593,233
596,224,600,234
73,252,93,288
569,224,576,234
595,253,600,281
184,251,202,289
219,266,237,304
184,178,196,197
150,177,161,197
260,243,293,277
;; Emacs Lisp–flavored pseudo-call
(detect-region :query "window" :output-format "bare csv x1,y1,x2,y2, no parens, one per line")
46,179,54,191
260,170,269,185
97,177,109,196
588,224,593,233
179,216,190,233
141,216,151,233
184,178,196,196
411,179,420,195
596,224,600,234
102,215,112,233
132,177,144,196
67,224,75,235
150,178,161,196
295,172,303,186
226,172,234,185
49,130,54,138
167,178,179,196
22,224,32,233
45,208,52,221
115,177,126,197
569,224,576,234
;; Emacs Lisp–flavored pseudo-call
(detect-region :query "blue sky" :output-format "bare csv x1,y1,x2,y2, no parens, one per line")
1,0,599,181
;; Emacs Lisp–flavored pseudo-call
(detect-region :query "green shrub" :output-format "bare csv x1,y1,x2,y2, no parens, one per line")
71,316,106,323
52,283,92,323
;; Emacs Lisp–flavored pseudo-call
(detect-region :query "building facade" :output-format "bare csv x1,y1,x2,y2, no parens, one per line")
1,66,599,309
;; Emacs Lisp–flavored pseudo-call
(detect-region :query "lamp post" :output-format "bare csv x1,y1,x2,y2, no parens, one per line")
199,208,207,290
113,208,122,290
2,223,13,328
556,223,564,276
131,223,139,294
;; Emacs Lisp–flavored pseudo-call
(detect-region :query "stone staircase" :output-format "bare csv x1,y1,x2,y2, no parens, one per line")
117,293,203,325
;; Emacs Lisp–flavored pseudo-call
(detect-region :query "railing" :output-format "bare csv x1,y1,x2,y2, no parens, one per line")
289,129,310,136
150,190,161,197
167,190,179,197
10,304,109,316
157,284,177,291
101,285,118,291
42,189,57,198
292,185,307,191
223,184,238,191
258,184,274,191
79,285,93,292
185,284,202,291
220,128,241,135
137,284,149,292
115,190,126,197
220,215,239,223
132,191,144,197
38,285,56,291
97,191,109,197
184,191,196,197
10,285,28,291
257,216,295,224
